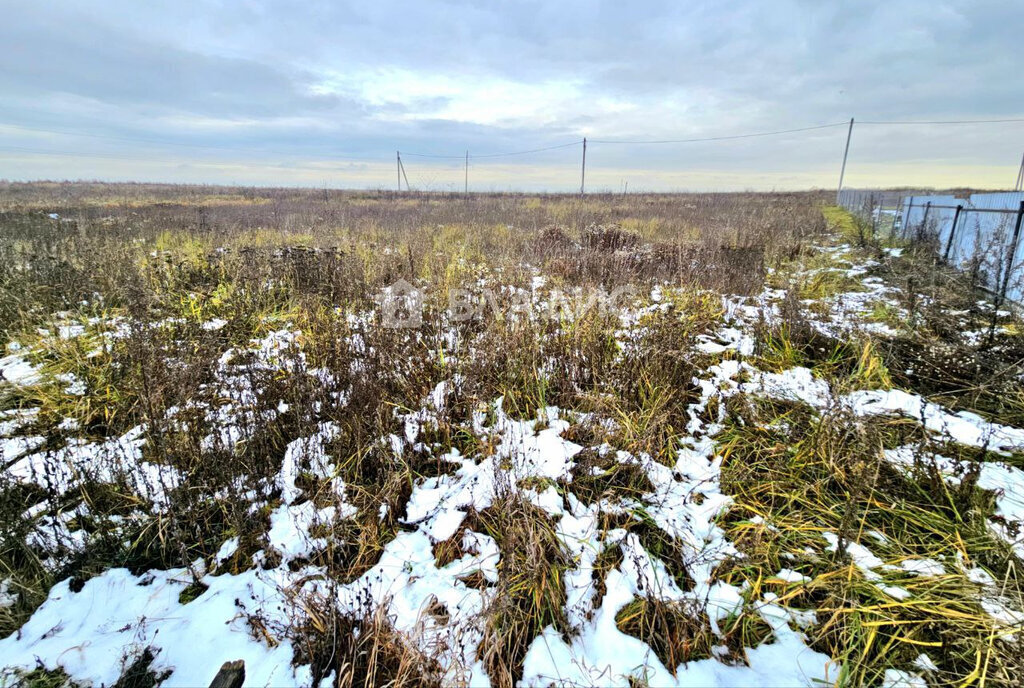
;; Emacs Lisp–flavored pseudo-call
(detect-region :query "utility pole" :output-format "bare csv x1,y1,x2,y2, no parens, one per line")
1016,152,1024,192
465,150,469,195
396,151,401,192
836,117,854,204
397,154,410,192
580,138,587,195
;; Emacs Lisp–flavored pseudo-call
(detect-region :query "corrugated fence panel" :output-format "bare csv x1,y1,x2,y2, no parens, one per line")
895,191,1024,303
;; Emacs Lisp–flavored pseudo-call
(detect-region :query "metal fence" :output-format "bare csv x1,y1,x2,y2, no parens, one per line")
837,189,907,239
839,189,1024,304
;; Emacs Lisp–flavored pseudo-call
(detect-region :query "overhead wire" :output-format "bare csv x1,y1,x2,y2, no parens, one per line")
589,121,849,144
3,116,1022,190
858,117,1024,125
400,140,581,159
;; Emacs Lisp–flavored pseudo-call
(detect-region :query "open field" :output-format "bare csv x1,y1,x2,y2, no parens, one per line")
1,183,1024,687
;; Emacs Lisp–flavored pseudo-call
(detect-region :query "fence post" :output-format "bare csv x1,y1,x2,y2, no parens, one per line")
890,196,901,238
943,204,963,262
870,193,879,236
999,201,1024,300
920,201,931,238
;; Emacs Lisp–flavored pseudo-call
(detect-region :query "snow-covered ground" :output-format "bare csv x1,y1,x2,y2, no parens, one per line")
2,239,1023,687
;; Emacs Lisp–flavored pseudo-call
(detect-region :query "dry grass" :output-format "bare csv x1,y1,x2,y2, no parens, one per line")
2,185,1024,686
476,495,571,687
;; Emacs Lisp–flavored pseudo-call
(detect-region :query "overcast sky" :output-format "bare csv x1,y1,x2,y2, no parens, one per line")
1,0,1022,191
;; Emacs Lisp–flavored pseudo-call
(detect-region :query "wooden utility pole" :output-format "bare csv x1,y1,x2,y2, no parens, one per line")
836,117,854,204
396,151,402,191
580,138,587,195
465,151,469,194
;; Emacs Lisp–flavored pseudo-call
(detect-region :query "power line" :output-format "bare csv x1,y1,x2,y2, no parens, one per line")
471,141,582,159
399,121,850,168
394,151,463,160
858,117,1024,125
400,116,1024,173
401,140,581,160
6,116,1022,166
589,122,849,145
5,114,1024,192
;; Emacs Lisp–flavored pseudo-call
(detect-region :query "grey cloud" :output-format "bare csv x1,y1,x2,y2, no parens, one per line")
0,0,1021,189
0,5,347,119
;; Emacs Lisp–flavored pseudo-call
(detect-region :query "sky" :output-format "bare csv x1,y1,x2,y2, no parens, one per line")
1,0,1022,192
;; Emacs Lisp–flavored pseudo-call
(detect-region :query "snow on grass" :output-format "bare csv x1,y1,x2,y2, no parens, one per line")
0,566,309,687
772,569,812,584
0,352,42,386
521,573,836,688
0,316,843,686
514,345,834,686
849,390,1024,453
912,653,939,673
741,366,831,409
0,578,16,609
200,318,228,331
331,529,494,685
265,501,337,563
884,445,1024,559
897,558,946,577
277,422,357,512
4,234,1024,686
880,669,928,688
1,434,46,461
6,425,181,510
0,407,39,436
739,356,1024,458
402,400,584,544
822,532,911,601
1,410,498,684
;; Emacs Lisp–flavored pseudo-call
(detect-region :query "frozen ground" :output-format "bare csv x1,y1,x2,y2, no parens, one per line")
1,238,1023,687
